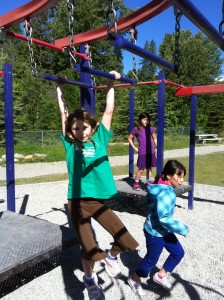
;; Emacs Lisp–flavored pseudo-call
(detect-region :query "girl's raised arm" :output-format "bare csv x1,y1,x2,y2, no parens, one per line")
101,71,121,131
56,84,69,135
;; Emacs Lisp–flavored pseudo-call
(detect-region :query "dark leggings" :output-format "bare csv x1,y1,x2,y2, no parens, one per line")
68,198,139,262
136,230,185,278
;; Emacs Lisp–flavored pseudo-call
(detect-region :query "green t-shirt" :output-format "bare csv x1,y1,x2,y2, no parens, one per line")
61,122,118,200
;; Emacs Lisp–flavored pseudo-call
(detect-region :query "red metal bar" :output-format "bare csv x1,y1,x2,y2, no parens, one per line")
55,0,171,47
175,84,224,96
164,80,184,88
0,71,4,77
0,0,61,28
6,31,88,60
95,80,161,89
135,80,161,85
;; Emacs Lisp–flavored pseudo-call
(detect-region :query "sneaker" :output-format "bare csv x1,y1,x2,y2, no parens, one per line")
84,273,105,300
133,182,140,191
128,276,145,296
153,272,172,291
101,257,121,278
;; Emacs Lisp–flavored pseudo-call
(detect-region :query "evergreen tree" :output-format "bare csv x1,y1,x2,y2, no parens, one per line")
138,39,158,81
0,27,25,145
159,30,223,130
206,94,224,134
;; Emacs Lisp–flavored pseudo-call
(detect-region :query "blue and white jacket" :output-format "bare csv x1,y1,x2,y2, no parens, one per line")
144,179,188,237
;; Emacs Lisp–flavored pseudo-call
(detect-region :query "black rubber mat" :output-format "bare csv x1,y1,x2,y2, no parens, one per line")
115,177,192,198
0,211,78,283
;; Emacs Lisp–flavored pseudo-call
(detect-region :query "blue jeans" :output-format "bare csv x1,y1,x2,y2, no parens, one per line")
136,230,185,278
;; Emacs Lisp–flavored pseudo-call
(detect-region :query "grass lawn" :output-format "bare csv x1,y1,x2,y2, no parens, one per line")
112,152,224,186
1,152,223,187
0,135,223,186
0,135,191,162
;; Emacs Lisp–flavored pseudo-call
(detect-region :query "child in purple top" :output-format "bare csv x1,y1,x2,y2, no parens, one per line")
128,112,157,191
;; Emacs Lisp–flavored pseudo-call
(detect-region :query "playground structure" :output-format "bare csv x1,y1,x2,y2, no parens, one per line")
1,0,224,284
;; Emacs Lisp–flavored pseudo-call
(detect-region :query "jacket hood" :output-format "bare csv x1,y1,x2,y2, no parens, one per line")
146,179,173,196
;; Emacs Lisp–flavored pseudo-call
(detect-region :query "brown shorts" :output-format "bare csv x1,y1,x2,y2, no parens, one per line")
68,198,139,262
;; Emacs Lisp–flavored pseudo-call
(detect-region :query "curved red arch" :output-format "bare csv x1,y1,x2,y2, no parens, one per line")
0,0,171,48
55,0,171,47
0,0,61,28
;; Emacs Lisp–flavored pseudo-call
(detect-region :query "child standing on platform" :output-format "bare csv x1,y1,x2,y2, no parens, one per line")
128,112,157,191
128,160,188,296
56,71,138,300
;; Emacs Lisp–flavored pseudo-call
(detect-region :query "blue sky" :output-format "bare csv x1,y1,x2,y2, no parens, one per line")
1,0,223,73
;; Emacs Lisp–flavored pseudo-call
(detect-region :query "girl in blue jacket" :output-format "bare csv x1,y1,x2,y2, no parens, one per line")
128,160,189,296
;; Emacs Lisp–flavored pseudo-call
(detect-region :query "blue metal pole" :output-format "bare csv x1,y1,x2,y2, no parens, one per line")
129,89,135,177
112,35,175,73
80,44,95,114
157,72,166,174
40,74,93,88
188,89,197,210
76,64,136,85
4,64,15,212
169,0,224,51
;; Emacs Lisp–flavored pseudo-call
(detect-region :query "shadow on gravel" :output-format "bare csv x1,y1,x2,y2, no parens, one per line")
172,273,224,300
106,196,149,217
180,194,224,205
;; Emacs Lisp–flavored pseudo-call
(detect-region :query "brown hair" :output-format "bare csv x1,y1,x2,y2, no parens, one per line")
65,108,98,148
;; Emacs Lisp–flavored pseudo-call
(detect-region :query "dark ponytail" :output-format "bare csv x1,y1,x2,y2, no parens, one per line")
154,160,186,183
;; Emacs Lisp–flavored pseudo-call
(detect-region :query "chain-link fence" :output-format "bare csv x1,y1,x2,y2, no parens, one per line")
14,127,205,146
15,130,62,146
164,127,204,135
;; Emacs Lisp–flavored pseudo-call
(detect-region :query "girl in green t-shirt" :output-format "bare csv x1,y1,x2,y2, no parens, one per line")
56,71,138,300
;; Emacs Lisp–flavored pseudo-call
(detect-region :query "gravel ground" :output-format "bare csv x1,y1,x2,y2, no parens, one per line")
0,181,223,300
0,144,224,300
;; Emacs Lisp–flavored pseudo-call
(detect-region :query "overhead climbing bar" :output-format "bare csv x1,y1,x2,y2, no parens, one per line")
94,79,185,89
5,31,88,60
76,64,136,85
95,80,161,89
111,35,175,72
164,80,184,88
39,74,93,87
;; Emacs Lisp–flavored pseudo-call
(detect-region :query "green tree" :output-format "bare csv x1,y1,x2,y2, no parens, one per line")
206,94,224,134
138,39,158,81
0,28,25,145
159,30,223,130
